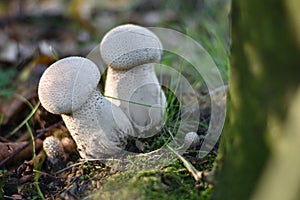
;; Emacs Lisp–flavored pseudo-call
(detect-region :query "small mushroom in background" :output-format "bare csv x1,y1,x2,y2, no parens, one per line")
175,132,201,152
38,56,135,159
43,136,77,170
43,136,66,170
100,24,166,138
184,132,200,149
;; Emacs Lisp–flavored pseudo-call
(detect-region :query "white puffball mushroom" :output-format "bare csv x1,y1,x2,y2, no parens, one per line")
38,57,99,115
38,56,135,159
184,132,200,148
100,24,166,137
43,136,66,169
176,132,200,152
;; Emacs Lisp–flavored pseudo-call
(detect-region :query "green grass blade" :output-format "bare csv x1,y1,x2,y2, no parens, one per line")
8,101,40,137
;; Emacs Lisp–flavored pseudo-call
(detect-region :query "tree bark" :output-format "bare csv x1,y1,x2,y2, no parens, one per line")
213,0,300,199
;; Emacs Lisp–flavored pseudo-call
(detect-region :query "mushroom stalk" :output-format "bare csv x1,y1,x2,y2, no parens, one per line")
61,90,133,158
105,63,166,137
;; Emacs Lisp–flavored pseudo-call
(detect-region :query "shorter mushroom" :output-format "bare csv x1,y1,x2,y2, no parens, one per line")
175,132,200,152
38,56,135,159
184,132,200,148
100,24,166,138
43,136,66,170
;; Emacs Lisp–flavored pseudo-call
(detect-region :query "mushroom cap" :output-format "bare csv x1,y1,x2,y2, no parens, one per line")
43,136,66,166
38,56,100,114
184,132,200,148
100,24,162,70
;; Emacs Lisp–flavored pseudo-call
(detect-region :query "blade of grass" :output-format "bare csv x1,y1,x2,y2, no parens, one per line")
167,145,202,182
26,122,46,200
0,114,3,127
15,94,34,110
49,45,59,61
104,95,166,109
26,122,36,158
8,101,40,138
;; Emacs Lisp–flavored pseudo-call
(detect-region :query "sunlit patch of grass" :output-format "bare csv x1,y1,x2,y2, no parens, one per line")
161,0,230,82
92,157,214,200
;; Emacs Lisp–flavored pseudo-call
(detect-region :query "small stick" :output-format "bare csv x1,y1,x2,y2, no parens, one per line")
36,121,63,133
167,145,202,182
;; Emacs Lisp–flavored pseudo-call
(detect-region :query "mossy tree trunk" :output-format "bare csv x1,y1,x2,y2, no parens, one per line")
213,0,300,200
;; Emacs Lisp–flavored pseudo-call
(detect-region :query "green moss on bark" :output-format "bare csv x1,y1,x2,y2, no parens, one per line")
214,0,300,199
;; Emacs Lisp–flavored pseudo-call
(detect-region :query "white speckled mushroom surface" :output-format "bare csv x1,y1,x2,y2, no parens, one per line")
43,136,66,168
38,56,100,115
105,64,166,137
100,24,162,70
62,91,135,158
184,132,200,148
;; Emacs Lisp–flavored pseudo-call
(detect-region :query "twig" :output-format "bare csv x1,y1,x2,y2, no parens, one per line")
54,162,86,174
0,136,10,142
0,132,44,168
167,145,202,182
36,121,64,133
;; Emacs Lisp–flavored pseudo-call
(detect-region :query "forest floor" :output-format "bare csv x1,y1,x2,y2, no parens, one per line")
0,1,229,199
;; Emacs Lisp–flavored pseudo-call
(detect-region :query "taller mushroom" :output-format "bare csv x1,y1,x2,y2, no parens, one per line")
38,56,135,159
100,24,166,137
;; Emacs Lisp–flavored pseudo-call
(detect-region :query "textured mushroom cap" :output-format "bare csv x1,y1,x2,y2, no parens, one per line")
43,136,66,167
100,24,162,70
38,56,100,114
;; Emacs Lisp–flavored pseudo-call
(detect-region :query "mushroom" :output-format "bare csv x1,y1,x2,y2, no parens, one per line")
100,24,166,138
38,56,135,159
184,132,200,149
43,136,66,170
175,132,200,152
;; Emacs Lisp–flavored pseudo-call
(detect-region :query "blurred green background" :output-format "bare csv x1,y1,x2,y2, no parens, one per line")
0,0,230,100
